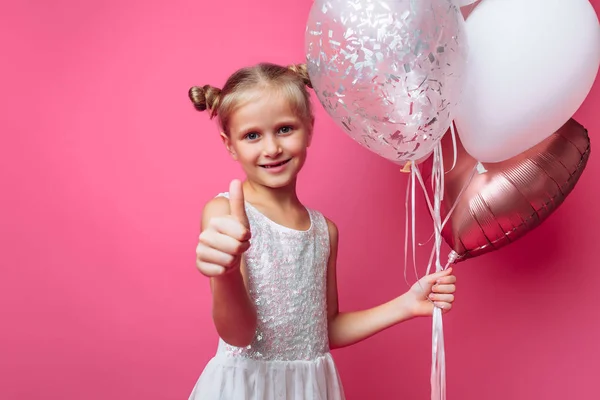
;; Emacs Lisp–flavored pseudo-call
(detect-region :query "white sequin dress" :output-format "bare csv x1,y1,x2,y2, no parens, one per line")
189,193,345,400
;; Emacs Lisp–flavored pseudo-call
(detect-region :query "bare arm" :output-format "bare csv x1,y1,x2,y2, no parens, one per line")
210,264,257,347
197,185,257,347
325,219,456,349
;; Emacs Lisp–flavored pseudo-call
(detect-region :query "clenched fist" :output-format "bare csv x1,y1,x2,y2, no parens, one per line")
196,180,251,277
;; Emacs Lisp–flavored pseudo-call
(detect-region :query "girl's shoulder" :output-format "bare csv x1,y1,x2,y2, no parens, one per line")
322,214,338,244
205,192,230,208
214,192,229,199
204,192,232,210
307,206,332,225
305,206,337,241
200,193,231,223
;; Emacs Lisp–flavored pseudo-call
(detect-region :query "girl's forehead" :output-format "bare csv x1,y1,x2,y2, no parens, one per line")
233,89,298,120
240,86,290,106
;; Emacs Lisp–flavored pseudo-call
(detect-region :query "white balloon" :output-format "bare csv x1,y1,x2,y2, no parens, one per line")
454,0,600,162
456,0,478,6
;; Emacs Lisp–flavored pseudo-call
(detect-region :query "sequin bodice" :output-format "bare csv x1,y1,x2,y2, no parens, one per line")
215,193,331,361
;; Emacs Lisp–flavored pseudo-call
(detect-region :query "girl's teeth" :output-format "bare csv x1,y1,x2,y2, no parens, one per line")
263,160,287,168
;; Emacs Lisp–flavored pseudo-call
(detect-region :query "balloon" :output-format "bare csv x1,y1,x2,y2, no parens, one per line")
456,0,478,6
422,119,591,262
458,0,480,19
305,0,468,165
454,0,600,163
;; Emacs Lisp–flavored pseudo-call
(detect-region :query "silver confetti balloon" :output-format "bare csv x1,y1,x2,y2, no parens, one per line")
306,0,468,164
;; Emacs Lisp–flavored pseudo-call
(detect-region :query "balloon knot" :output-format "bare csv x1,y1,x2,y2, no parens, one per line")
400,161,412,173
476,162,487,174
447,250,459,265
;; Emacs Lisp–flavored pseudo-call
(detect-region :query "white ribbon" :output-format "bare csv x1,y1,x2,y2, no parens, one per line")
404,141,453,400
403,124,487,399
430,143,446,400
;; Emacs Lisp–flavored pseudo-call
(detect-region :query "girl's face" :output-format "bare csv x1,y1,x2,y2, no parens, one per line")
222,89,313,190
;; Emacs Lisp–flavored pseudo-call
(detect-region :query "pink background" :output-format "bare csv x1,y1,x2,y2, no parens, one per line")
1,1,599,399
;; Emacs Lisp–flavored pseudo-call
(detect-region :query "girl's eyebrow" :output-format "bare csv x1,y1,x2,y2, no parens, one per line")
274,118,299,125
273,116,302,126
236,125,262,135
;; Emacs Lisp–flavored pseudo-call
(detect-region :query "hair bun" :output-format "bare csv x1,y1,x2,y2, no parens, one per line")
287,64,313,89
188,85,222,114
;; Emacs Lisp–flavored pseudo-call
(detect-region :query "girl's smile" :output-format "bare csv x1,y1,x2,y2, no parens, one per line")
259,158,292,172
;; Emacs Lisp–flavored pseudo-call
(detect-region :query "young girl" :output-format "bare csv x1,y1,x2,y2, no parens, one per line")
188,63,457,400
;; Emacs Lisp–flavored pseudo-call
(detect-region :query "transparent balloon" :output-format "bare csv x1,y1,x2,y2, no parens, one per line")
456,0,478,6
305,0,468,164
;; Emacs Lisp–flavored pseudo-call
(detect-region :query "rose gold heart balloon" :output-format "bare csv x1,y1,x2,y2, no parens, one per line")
422,119,591,262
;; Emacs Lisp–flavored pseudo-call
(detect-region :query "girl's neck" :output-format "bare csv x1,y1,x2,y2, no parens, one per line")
242,179,302,211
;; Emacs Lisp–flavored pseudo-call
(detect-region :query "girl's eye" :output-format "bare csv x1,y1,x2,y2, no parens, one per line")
245,132,260,141
279,126,293,134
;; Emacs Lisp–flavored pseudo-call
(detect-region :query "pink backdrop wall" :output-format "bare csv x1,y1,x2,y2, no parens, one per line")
2,1,599,399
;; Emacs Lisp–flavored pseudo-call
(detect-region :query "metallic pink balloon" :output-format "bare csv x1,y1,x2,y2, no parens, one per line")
423,119,591,262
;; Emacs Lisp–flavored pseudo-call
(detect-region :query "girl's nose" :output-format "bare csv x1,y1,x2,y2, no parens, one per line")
263,135,282,157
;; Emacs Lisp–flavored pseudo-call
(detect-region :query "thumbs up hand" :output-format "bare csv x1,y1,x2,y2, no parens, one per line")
196,180,252,277
228,179,250,232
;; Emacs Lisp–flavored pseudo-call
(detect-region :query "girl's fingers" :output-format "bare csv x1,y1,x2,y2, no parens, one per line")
432,284,456,294
434,302,453,313
427,269,457,314
426,268,453,284
429,293,455,303
196,261,226,277
436,275,457,285
210,216,251,242
196,243,236,268
199,230,250,255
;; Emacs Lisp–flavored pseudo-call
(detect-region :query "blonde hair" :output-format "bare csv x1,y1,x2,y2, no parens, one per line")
188,63,314,135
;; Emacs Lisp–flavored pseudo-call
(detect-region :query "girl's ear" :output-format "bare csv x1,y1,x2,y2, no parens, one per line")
307,117,315,147
220,132,238,160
